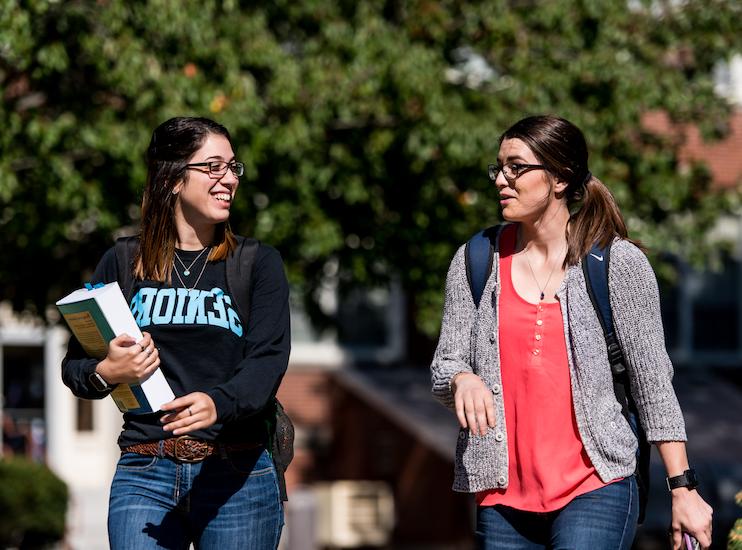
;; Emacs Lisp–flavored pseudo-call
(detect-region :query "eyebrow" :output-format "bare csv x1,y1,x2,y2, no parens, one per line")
201,155,236,162
497,154,528,163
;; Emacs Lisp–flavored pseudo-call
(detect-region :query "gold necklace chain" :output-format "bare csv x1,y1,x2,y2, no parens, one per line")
173,248,210,291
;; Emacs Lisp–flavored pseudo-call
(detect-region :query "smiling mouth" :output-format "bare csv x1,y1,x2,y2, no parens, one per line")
213,193,232,202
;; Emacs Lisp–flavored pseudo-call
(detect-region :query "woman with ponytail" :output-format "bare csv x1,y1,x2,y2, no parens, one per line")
431,115,712,549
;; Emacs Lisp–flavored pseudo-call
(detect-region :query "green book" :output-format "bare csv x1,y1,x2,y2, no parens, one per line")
56,282,175,414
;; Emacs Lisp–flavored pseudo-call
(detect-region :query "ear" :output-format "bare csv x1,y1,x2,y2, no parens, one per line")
553,178,569,198
172,180,183,195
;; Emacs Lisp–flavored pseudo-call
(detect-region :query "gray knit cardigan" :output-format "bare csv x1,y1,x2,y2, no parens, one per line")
430,227,686,493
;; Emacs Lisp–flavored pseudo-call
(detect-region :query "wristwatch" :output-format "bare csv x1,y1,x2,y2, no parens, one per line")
666,468,699,492
89,371,112,392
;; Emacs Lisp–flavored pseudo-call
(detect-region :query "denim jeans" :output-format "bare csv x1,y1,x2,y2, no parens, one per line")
108,447,283,549
476,476,638,550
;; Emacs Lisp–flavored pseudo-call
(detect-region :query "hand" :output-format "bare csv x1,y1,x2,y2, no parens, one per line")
160,392,217,436
669,489,713,549
97,332,160,385
452,372,496,436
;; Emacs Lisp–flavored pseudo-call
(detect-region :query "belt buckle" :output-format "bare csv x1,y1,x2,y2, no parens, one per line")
173,435,208,463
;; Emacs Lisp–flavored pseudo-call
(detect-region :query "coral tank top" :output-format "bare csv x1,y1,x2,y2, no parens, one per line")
477,224,611,511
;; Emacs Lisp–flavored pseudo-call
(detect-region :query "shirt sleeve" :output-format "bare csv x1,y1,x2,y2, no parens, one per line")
608,240,687,442
430,245,476,410
60,247,120,399
206,245,291,423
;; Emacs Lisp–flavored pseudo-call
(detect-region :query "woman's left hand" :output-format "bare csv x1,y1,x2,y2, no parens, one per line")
670,489,713,549
160,392,217,436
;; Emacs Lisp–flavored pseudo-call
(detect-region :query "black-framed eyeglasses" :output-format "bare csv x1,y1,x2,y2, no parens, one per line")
488,162,545,184
186,160,244,178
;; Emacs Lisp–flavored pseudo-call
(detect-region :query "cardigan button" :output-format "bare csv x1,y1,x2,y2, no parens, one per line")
492,384,501,394
489,331,496,343
497,476,507,486
494,432,504,442
459,431,466,440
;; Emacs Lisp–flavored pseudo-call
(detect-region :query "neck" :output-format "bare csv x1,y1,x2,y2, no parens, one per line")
174,222,214,251
517,205,570,256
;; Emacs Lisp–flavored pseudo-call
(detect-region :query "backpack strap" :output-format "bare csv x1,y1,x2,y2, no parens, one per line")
465,225,502,308
224,235,260,326
581,243,626,377
582,241,650,523
114,236,140,302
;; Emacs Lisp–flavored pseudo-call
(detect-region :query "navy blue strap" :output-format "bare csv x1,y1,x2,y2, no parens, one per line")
465,226,500,308
581,243,626,375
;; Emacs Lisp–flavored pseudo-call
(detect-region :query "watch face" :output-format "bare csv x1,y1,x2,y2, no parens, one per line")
89,372,109,391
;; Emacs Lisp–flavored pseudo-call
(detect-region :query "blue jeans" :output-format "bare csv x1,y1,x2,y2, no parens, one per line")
476,476,638,550
108,447,283,549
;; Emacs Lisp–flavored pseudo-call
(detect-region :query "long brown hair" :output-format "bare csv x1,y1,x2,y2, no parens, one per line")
134,117,237,281
500,115,633,265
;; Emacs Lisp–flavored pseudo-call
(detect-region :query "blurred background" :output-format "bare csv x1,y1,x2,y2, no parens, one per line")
1,0,742,548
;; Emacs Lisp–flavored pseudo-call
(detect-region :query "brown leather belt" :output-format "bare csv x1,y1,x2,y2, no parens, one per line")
123,436,263,463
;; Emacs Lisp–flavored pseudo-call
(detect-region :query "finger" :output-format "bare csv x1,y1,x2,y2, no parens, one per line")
160,408,189,424
161,396,193,412
485,395,497,428
455,396,468,429
671,529,681,550
474,401,488,436
464,397,479,435
111,333,136,346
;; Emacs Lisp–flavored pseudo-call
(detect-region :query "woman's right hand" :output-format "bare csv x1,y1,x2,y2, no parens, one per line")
452,372,496,436
96,332,160,385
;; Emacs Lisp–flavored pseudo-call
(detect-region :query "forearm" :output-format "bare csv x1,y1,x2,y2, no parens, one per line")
656,440,690,477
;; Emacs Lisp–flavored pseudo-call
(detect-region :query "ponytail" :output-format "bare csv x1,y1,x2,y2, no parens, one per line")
565,175,632,266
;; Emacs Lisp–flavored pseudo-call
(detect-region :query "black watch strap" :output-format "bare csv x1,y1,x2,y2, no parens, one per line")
666,468,699,492
89,371,112,392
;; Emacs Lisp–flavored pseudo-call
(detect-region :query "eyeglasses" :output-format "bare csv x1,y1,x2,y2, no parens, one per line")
488,162,545,184
186,160,244,178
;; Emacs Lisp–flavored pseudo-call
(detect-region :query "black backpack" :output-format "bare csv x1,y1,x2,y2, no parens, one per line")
113,236,294,501
465,225,650,523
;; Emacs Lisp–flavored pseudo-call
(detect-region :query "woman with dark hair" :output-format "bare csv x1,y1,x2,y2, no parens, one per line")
62,116,289,549
431,115,712,549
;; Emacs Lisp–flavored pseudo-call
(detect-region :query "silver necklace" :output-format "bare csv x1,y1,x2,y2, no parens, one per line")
174,247,209,276
522,244,565,301
173,248,210,291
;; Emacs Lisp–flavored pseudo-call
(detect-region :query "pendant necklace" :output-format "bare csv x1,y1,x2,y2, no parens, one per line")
522,243,565,302
174,246,209,276
173,247,210,291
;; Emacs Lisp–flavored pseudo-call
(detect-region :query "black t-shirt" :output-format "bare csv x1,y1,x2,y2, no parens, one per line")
61,241,290,447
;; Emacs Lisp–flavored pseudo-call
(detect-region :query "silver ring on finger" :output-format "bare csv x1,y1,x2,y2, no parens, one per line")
146,346,152,357
137,343,145,353
187,407,193,416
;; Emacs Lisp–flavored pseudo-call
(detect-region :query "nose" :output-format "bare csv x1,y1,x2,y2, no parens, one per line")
494,171,510,191
219,169,239,189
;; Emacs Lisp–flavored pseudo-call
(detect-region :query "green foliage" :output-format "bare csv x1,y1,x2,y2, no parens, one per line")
1,0,741,343
730,490,742,550
0,458,68,548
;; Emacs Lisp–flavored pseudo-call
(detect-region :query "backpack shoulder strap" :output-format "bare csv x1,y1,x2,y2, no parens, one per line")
581,242,626,376
225,235,261,328
465,225,502,308
582,240,651,523
114,236,140,302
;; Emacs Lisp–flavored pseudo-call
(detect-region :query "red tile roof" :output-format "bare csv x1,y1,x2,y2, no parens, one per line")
642,110,742,189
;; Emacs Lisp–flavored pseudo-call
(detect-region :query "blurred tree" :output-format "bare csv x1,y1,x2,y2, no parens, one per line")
1,0,741,357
